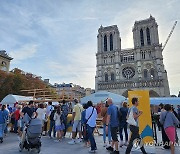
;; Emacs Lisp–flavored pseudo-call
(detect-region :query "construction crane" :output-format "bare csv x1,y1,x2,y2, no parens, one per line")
162,21,177,51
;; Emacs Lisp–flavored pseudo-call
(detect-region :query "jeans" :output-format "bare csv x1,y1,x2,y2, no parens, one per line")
4,124,8,134
0,123,5,138
48,120,56,137
119,123,128,141
63,117,67,136
103,124,111,143
126,125,147,154
82,124,88,142
14,120,18,133
87,125,97,150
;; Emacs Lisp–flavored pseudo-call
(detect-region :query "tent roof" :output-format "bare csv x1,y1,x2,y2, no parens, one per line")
150,97,180,105
1,94,33,104
80,91,126,105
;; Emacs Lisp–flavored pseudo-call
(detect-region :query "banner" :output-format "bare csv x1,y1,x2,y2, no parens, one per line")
128,90,153,143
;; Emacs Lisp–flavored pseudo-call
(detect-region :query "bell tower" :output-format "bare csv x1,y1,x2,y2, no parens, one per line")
133,15,160,48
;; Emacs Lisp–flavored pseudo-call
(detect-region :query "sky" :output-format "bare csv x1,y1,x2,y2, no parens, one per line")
0,0,179,95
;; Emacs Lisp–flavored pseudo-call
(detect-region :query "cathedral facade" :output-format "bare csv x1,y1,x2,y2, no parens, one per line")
95,16,170,97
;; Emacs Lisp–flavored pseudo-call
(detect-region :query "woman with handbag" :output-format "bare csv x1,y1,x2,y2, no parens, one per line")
160,104,179,154
125,97,147,154
54,106,65,142
85,101,97,153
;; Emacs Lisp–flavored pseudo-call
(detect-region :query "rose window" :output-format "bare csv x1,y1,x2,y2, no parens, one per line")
122,67,135,79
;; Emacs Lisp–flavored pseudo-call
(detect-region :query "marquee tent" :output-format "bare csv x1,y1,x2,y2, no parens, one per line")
150,97,180,105
80,91,126,105
1,94,33,105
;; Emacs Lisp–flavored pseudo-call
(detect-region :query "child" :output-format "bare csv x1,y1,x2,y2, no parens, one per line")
54,106,65,142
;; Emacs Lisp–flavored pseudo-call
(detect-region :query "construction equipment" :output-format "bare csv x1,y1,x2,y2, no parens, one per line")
162,21,177,51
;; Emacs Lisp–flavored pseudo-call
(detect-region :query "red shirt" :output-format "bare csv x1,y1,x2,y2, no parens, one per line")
14,109,20,120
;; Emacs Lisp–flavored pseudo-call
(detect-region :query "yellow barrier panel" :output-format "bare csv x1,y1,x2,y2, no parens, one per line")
128,90,153,143
67,114,73,132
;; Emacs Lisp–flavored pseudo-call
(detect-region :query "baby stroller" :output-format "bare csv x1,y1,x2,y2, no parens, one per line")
19,117,42,153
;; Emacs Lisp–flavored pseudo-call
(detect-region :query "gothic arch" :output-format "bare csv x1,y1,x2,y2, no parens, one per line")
110,72,115,81
140,29,144,46
104,35,107,51
146,27,151,45
149,90,160,97
143,69,148,79
110,33,113,51
122,89,133,98
104,73,108,82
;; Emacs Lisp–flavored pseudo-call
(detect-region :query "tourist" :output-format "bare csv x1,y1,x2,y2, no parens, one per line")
45,102,54,135
36,103,47,130
10,103,17,132
101,101,111,147
68,99,83,144
61,100,69,137
119,102,129,147
21,101,35,122
160,104,179,154
14,105,21,133
0,105,9,143
4,105,10,136
81,103,90,147
106,98,119,154
159,103,170,149
125,97,147,154
86,101,97,153
54,106,65,142
177,105,180,128
49,106,57,138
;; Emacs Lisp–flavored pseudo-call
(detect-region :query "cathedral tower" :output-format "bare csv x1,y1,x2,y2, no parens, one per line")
95,16,170,97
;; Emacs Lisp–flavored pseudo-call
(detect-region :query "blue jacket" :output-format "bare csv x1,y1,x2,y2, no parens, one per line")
0,110,8,124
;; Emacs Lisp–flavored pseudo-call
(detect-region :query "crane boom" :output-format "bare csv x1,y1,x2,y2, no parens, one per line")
162,21,177,51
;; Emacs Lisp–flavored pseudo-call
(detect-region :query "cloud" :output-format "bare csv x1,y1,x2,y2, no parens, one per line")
10,44,38,62
0,0,179,95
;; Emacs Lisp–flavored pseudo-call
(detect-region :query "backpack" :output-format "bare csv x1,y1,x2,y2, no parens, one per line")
50,110,56,121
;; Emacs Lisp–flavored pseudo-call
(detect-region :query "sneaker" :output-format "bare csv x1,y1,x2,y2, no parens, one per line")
120,141,124,147
54,140,60,143
17,136,21,142
68,140,76,145
0,138,3,143
103,142,107,147
106,146,114,152
124,141,128,146
113,150,119,154
88,149,96,153
76,138,82,143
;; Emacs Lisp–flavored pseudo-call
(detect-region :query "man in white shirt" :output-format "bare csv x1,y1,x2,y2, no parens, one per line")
85,101,97,153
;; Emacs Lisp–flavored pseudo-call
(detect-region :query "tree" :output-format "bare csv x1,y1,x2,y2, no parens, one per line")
0,69,48,101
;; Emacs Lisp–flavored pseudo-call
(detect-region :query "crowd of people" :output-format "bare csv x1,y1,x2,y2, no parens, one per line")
0,98,180,154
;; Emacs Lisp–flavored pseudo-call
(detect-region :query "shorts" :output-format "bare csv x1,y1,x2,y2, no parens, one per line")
165,126,176,143
110,126,118,142
55,124,65,131
72,120,81,132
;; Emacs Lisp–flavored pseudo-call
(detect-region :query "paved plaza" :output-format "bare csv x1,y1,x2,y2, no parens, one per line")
0,128,180,154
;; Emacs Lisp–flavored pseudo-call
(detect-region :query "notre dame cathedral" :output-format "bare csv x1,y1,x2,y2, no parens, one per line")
95,16,170,97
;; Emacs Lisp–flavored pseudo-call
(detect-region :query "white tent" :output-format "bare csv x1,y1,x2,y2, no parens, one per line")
80,91,126,105
1,94,33,105
150,97,180,105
